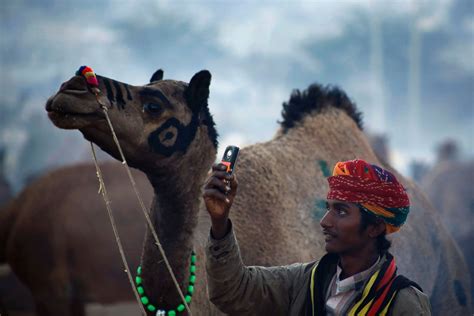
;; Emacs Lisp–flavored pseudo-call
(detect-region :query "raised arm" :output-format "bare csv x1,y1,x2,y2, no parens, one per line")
203,164,309,315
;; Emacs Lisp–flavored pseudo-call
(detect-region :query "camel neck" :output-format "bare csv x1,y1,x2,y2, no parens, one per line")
139,172,202,311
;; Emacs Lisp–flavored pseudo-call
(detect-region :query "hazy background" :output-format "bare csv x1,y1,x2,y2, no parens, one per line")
1,0,473,192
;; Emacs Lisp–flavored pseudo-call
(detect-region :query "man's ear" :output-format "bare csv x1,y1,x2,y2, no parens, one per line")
368,220,386,238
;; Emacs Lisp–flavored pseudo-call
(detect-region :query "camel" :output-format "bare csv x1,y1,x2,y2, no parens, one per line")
421,141,474,303
0,162,153,315
43,68,471,316
0,147,12,207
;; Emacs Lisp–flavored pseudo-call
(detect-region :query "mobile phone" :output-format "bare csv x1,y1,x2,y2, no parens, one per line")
221,145,240,175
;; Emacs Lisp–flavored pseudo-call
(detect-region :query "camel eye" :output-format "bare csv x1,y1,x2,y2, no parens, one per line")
144,103,163,115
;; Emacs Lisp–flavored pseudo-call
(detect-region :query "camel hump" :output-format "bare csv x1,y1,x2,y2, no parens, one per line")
279,83,363,133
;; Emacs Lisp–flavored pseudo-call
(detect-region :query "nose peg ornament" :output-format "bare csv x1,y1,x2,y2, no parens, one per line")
76,65,101,95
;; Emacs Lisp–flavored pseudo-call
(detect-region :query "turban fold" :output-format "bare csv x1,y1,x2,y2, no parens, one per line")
327,159,409,234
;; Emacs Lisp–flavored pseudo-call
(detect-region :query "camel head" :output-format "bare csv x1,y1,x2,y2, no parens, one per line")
46,69,218,176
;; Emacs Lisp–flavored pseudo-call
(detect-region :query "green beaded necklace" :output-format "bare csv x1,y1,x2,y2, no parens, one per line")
135,251,196,315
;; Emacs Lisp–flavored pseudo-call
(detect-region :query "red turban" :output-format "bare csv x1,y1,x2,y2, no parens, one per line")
327,159,409,234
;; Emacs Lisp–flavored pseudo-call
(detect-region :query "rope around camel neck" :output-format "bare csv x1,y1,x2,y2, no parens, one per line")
90,143,147,316
89,92,193,315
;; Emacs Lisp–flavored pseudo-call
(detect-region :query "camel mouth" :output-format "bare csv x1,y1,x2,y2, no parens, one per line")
47,109,103,118
58,89,90,95
46,95,105,130
47,110,105,130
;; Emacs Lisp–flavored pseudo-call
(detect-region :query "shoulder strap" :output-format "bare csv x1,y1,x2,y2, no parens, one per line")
350,253,423,316
366,275,423,316
306,253,338,316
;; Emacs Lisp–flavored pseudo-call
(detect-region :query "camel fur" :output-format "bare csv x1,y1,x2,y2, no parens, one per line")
0,162,152,315
422,158,474,304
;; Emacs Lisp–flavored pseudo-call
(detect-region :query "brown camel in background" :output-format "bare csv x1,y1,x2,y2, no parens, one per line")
3,67,464,315
0,162,152,315
0,147,12,208
421,140,474,304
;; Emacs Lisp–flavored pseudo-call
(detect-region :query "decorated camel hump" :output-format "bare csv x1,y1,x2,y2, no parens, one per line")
421,159,474,303
0,161,153,315
43,67,471,315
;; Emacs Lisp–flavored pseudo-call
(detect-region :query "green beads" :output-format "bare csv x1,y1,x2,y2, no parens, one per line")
135,251,196,314
185,295,192,303
135,276,142,285
141,296,149,305
187,285,194,295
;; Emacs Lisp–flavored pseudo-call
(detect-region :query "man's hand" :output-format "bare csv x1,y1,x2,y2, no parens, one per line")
203,163,238,239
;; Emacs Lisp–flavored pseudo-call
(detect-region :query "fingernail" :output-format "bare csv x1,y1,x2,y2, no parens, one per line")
225,198,230,203
226,186,231,192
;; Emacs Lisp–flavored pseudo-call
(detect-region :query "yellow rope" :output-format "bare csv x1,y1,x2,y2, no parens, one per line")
90,143,147,316
92,94,193,315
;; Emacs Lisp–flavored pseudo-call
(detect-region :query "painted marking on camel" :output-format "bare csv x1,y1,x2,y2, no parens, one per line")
318,160,331,177
312,199,327,220
113,80,126,109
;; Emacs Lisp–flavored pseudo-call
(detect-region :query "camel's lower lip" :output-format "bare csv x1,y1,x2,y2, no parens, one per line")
47,110,105,130
47,109,101,117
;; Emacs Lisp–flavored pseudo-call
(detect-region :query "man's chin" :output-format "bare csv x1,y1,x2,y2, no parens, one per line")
324,242,339,254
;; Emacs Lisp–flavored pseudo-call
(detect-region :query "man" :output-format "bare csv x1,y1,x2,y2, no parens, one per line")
203,159,431,315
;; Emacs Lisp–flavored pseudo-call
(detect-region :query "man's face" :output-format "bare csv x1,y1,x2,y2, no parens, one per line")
320,200,371,255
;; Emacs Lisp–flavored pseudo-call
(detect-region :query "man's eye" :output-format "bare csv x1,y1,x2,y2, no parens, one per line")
336,209,347,216
144,103,163,115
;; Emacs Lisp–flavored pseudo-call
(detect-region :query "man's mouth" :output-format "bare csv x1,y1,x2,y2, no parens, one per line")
323,231,336,242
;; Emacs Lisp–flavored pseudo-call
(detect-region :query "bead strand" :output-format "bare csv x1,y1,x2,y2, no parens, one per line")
135,251,197,315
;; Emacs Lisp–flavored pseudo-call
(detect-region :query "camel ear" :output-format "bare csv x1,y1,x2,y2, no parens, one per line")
149,69,164,82
185,70,211,113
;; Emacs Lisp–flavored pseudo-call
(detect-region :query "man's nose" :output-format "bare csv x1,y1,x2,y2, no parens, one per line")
320,210,332,228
